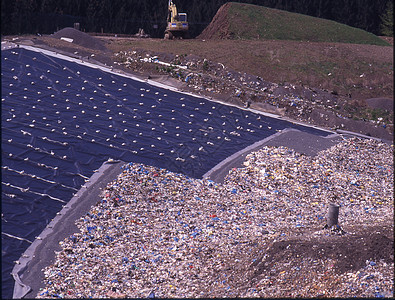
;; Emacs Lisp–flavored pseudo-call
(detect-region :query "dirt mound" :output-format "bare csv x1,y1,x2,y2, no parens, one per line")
197,3,389,46
254,231,393,276
51,27,106,51
197,3,231,39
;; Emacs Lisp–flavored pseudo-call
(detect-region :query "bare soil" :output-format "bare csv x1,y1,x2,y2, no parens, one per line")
51,27,107,51
242,223,394,297
253,224,394,276
198,2,232,40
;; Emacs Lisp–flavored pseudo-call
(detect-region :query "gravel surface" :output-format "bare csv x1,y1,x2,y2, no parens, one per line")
36,137,393,298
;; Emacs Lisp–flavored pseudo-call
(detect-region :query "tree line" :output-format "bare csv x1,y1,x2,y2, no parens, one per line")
1,0,393,38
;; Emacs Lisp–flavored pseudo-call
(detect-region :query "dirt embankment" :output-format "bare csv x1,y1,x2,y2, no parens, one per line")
197,3,232,40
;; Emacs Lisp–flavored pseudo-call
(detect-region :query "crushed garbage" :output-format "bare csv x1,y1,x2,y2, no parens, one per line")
36,138,393,298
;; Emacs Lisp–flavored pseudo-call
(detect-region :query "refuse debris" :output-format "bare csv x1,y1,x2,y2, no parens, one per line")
36,138,393,298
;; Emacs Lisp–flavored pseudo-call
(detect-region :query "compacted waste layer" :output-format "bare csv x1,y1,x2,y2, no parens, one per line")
37,138,393,298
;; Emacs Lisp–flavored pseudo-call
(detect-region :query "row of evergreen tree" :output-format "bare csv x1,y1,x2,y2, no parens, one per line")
1,0,393,38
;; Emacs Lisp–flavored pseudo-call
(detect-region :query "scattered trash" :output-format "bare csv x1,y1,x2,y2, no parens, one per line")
36,138,393,298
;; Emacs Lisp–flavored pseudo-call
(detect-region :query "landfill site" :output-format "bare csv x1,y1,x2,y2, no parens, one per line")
2,2,394,299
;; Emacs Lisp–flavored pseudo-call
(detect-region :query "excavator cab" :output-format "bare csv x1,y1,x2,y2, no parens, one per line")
178,13,187,22
164,0,189,39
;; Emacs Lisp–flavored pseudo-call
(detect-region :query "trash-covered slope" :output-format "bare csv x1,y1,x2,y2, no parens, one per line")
36,138,393,298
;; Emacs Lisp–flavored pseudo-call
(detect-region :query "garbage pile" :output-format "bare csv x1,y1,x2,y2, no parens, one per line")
37,138,393,298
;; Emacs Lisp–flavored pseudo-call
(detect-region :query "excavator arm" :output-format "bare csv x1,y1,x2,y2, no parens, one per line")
168,0,178,22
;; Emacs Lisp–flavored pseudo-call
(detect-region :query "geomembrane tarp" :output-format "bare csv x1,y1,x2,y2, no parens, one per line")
1,47,330,298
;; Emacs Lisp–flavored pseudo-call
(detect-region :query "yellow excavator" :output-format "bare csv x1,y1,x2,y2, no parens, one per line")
164,0,189,39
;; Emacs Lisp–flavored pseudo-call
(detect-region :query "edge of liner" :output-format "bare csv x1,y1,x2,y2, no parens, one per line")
11,160,123,299
202,128,296,180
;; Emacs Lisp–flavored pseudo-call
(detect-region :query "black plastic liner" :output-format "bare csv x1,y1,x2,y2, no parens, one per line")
1,48,330,298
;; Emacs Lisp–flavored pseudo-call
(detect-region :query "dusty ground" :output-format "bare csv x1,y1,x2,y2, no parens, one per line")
5,30,393,141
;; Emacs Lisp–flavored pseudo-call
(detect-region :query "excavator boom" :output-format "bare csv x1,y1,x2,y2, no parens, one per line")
168,0,178,22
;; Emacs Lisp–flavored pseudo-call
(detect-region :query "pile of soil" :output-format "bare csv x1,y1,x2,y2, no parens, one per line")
197,3,231,39
252,225,394,277
51,27,107,51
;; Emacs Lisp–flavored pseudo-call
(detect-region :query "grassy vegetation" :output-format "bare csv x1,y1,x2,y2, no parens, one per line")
347,104,393,124
225,2,390,46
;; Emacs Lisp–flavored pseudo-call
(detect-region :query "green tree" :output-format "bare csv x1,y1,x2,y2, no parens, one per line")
380,1,393,36
10,0,38,34
1,0,13,34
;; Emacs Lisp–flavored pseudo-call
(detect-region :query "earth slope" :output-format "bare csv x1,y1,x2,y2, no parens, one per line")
198,2,390,46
